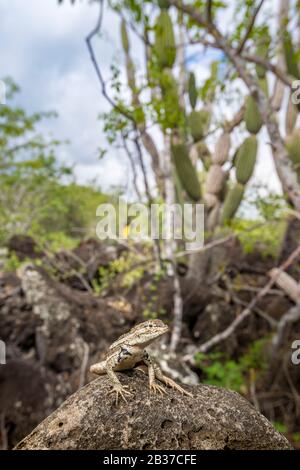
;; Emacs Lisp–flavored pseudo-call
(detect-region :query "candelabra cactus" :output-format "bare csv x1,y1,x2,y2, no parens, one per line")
283,31,300,80
244,95,263,135
221,183,245,224
154,9,176,69
255,32,271,79
171,142,201,201
119,7,269,232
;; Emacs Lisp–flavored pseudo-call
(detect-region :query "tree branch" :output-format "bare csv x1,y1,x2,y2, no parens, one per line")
184,245,300,361
236,0,265,54
272,301,300,350
85,0,134,123
121,132,142,200
206,0,213,23
241,53,293,87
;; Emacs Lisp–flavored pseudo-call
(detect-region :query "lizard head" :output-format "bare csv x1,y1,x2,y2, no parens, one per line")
132,319,169,346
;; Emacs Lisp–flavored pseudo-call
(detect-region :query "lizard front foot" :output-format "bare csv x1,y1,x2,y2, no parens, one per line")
150,381,167,396
107,384,132,404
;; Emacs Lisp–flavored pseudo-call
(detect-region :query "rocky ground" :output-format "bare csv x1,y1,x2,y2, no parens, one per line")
0,234,299,449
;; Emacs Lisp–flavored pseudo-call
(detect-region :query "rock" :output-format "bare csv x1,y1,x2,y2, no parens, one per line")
7,234,44,261
0,360,51,447
15,370,292,450
0,264,134,447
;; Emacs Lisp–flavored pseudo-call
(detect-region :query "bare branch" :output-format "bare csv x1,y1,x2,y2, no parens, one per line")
268,268,300,302
241,53,293,87
132,133,153,204
184,245,300,361
85,0,134,123
236,0,265,54
272,302,300,350
206,0,213,23
224,104,245,133
121,133,142,200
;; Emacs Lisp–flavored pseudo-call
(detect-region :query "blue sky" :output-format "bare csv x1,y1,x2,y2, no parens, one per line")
0,0,281,195
0,0,127,190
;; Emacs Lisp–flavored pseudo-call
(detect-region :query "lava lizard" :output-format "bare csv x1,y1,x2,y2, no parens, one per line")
90,319,193,403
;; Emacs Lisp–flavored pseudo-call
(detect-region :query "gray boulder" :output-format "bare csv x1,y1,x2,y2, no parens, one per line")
15,370,292,450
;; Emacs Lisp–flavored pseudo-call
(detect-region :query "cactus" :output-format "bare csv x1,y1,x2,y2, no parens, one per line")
259,77,269,97
255,45,268,79
285,131,300,171
196,141,211,170
283,31,300,79
159,69,181,129
189,109,211,142
232,145,240,168
154,11,176,69
221,183,245,223
188,72,197,109
245,96,263,135
204,192,219,209
160,68,178,99
121,20,129,54
255,33,271,79
126,56,137,91
235,135,258,185
205,164,227,195
213,132,231,165
207,202,221,232
171,142,201,201
219,179,229,203
158,0,169,8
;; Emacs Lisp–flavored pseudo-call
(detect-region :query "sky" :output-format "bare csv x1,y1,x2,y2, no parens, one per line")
0,0,282,196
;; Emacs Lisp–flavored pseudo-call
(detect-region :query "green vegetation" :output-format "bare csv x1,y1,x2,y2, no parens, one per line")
232,219,286,258
0,79,108,249
195,338,268,392
92,251,147,296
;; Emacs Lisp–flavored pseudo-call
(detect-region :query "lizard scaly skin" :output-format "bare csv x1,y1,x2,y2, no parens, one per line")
90,319,193,404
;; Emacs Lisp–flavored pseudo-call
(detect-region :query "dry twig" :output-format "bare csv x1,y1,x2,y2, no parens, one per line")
184,245,300,363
